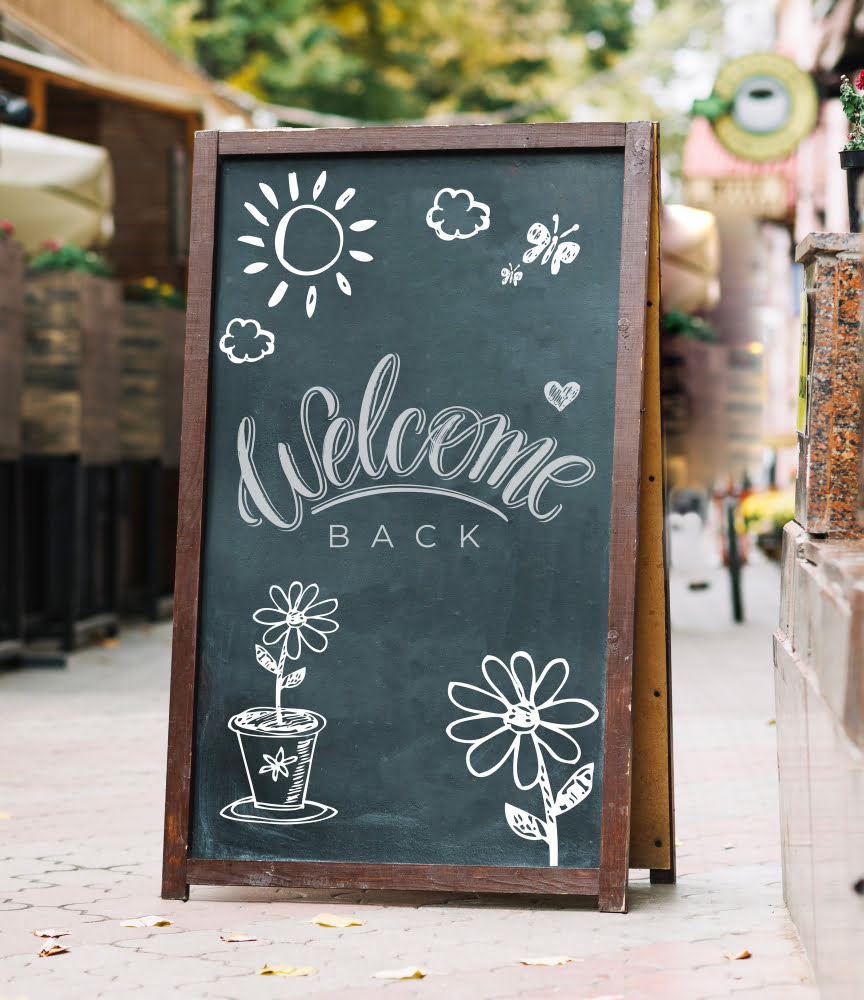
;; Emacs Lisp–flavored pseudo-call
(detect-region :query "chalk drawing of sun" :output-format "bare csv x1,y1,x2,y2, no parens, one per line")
239,171,377,318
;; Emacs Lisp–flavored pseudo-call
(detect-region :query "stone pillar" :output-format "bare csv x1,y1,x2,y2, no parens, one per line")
774,232,864,997
795,233,863,537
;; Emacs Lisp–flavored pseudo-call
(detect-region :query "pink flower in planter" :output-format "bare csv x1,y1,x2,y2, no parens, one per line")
856,70,864,90
42,238,62,251
0,220,14,237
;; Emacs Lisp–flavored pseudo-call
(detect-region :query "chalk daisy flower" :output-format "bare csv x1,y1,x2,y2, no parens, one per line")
446,651,599,790
259,746,297,781
253,583,339,660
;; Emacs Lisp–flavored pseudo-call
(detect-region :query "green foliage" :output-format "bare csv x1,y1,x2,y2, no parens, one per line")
840,75,864,151
29,242,113,276
562,0,633,70
661,308,717,342
115,0,641,122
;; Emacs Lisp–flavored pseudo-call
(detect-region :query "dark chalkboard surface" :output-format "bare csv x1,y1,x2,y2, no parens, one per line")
163,123,657,913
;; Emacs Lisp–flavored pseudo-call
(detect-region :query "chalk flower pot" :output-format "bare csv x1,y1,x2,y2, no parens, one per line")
840,149,864,231
229,707,326,809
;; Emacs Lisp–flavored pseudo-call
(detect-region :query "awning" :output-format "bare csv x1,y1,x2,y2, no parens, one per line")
660,203,721,314
0,125,113,252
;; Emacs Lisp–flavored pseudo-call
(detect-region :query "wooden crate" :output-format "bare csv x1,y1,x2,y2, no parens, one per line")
160,306,186,467
21,271,121,462
0,241,25,462
119,301,164,460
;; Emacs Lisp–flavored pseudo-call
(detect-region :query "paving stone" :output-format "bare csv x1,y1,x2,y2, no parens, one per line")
0,559,818,998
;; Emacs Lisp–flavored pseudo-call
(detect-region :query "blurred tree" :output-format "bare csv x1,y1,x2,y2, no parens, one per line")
113,0,641,121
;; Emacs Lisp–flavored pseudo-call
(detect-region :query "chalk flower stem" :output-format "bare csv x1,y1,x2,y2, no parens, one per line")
253,582,339,722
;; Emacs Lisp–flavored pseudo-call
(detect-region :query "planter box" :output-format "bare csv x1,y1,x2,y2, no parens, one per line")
0,240,25,462
22,271,121,462
119,302,186,463
120,302,164,460
161,306,186,467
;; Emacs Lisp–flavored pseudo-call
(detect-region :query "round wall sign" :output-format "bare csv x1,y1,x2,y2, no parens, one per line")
711,53,818,162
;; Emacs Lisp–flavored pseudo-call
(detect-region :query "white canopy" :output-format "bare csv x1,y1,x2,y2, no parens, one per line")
0,125,113,252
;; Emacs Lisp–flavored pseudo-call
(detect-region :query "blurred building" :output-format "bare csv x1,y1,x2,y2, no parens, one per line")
0,0,252,283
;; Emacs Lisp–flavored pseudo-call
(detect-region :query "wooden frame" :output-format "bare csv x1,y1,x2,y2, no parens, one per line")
163,122,657,912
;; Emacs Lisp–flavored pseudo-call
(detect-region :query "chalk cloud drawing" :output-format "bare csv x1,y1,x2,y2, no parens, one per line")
446,650,598,867
426,188,491,241
221,582,340,826
239,175,377,318
501,262,523,286
544,380,581,412
219,317,275,364
522,214,581,275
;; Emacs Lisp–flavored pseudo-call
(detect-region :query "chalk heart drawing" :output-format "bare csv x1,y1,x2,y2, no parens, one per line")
219,317,275,364
239,173,377,318
544,380,581,412
447,651,599,867
522,214,581,275
426,188,491,241
221,582,340,826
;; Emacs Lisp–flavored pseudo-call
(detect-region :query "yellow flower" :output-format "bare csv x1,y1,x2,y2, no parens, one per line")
141,276,159,289
160,283,174,296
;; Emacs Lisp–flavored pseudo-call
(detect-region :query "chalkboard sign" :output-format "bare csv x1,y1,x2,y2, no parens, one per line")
163,123,658,913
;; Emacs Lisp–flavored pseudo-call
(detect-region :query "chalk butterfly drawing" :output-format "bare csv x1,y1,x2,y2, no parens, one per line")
239,175,377,318
501,262,523,286
446,651,598,867
522,215,581,275
221,582,340,826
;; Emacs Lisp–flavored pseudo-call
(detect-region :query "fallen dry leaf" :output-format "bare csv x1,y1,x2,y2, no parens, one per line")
0,812,12,819
33,928,70,938
38,939,69,958
766,718,776,726
220,931,258,942
724,949,752,960
310,912,366,928
518,955,577,966
257,965,317,977
121,915,172,928
94,636,120,648
372,967,426,980
723,843,735,850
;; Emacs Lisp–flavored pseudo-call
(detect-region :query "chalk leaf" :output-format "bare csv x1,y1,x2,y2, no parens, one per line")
724,949,752,960
33,928,70,938
220,931,257,942
554,763,594,816
281,667,306,690
255,644,278,674
121,915,172,928
505,803,545,841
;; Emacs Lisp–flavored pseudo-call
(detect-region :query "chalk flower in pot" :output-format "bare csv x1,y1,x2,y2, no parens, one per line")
227,582,339,818
839,72,864,229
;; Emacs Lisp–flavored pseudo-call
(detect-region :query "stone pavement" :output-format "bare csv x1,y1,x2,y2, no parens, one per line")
0,555,818,1000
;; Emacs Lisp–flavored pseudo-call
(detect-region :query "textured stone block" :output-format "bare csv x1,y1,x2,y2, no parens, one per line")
795,234,864,537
